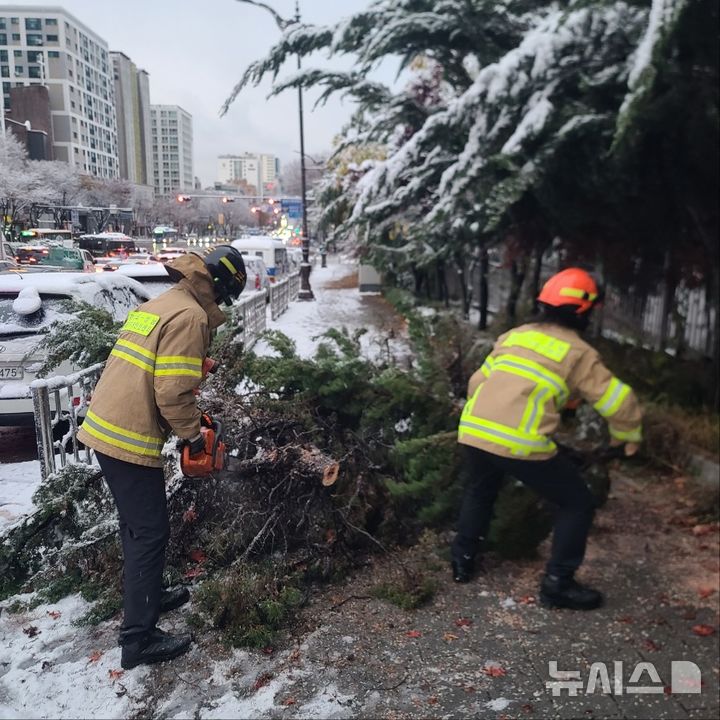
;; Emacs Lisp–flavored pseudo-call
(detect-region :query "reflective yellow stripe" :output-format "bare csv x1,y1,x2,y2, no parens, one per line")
502,331,570,363
154,368,203,377
493,354,569,403
520,384,552,435
117,339,156,361
111,348,154,374
559,287,598,302
458,416,556,456
83,410,163,457
156,355,202,366
609,425,642,442
593,378,631,418
220,256,237,275
122,310,160,336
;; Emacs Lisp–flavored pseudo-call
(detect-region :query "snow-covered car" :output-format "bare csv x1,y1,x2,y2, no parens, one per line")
154,247,188,263
115,262,176,298
0,273,151,426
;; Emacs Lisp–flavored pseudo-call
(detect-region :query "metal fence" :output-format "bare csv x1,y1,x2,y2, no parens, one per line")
230,290,268,349
30,363,103,481
269,272,300,320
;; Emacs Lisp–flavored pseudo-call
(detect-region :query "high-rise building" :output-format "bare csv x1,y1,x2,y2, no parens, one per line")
111,51,152,187
150,104,193,196
217,153,279,196
0,5,119,177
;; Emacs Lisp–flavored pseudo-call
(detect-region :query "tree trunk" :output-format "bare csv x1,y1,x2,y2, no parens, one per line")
529,243,546,315
478,247,489,330
454,254,470,318
658,249,676,352
506,258,527,321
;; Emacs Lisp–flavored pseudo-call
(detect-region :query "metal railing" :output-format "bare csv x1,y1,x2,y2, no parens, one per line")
269,272,300,320
31,363,103,481
230,289,268,349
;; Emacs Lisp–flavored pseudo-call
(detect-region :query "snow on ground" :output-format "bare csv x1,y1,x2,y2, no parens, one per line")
254,259,408,363
0,460,41,532
0,594,148,719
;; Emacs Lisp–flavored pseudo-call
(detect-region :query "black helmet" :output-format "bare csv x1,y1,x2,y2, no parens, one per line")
203,245,246,306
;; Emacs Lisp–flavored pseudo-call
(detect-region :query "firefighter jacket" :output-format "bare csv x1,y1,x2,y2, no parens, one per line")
458,322,642,461
78,253,227,468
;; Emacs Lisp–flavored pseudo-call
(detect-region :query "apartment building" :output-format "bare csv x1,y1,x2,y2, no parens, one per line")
150,104,193,196
217,152,279,196
0,5,119,177
111,51,152,187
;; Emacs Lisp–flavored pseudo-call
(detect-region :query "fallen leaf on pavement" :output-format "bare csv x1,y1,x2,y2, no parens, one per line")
182,507,197,523
405,630,422,638
697,588,715,599
427,696,438,705
443,633,459,642
261,646,274,655
521,703,534,714
322,462,340,487
89,650,103,663
282,697,296,706
483,665,507,677
643,639,661,652
616,616,634,624
463,685,476,694
184,567,204,579
253,672,273,691
454,617,473,627
108,669,124,681
692,624,716,637
518,595,536,605
47,611,61,620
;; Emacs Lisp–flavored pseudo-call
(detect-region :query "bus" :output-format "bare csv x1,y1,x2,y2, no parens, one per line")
152,226,179,244
77,232,137,258
19,228,74,244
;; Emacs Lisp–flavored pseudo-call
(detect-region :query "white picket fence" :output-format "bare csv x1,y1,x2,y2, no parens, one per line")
31,272,302,481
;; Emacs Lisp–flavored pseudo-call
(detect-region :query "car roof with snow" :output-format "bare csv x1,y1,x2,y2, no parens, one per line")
115,263,170,278
0,271,151,301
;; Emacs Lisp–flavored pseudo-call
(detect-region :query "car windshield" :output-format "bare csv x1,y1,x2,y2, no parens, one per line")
0,295,75,338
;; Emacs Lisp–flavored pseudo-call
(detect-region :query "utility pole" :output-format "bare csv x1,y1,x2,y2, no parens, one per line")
234,0,314,299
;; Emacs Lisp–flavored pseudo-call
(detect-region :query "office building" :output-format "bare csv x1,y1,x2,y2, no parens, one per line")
111,51,152,187
0,5,119,177
217,153,279,196
150,104,193,196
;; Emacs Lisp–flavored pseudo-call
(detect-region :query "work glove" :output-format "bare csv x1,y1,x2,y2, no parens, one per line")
179,432,206,458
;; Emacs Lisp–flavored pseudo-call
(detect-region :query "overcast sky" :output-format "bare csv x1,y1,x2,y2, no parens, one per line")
18,0,379,185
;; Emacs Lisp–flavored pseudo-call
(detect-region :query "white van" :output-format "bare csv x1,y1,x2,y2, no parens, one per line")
231,236,288,282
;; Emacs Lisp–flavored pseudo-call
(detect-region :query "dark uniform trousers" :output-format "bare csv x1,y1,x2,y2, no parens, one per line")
96,451,170,645
452,445,596,578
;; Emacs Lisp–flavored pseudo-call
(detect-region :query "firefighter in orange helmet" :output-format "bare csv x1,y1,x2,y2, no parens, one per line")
451,268,642,609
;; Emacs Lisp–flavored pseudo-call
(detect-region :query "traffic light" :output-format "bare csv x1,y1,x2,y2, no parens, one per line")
176,194,192,203
221,196,235,203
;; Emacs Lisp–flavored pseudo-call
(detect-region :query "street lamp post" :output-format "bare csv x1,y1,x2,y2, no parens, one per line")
235,0,314,299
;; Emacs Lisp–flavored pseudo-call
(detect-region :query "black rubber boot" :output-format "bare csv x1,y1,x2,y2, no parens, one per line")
451,553,476,583
121,627,192,670
159,587,190,614
539,574,603,610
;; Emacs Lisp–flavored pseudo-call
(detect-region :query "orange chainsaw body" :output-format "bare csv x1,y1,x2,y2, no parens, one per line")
181,416,226,477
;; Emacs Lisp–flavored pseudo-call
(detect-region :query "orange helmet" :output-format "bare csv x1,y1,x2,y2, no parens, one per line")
537,268,600,315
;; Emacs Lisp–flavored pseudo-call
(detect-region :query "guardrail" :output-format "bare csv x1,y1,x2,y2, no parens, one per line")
269,272,300,320
30,363,103,481
230,289,268,349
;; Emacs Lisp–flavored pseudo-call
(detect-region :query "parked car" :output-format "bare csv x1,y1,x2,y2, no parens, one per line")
154,247,188,263
0,273,151,426
115,262,176,298
231,237,288,281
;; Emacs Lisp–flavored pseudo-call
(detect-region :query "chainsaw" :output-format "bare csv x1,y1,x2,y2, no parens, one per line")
180,412,227,478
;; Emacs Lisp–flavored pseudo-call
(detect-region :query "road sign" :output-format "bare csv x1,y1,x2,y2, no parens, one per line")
280,199,303,220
